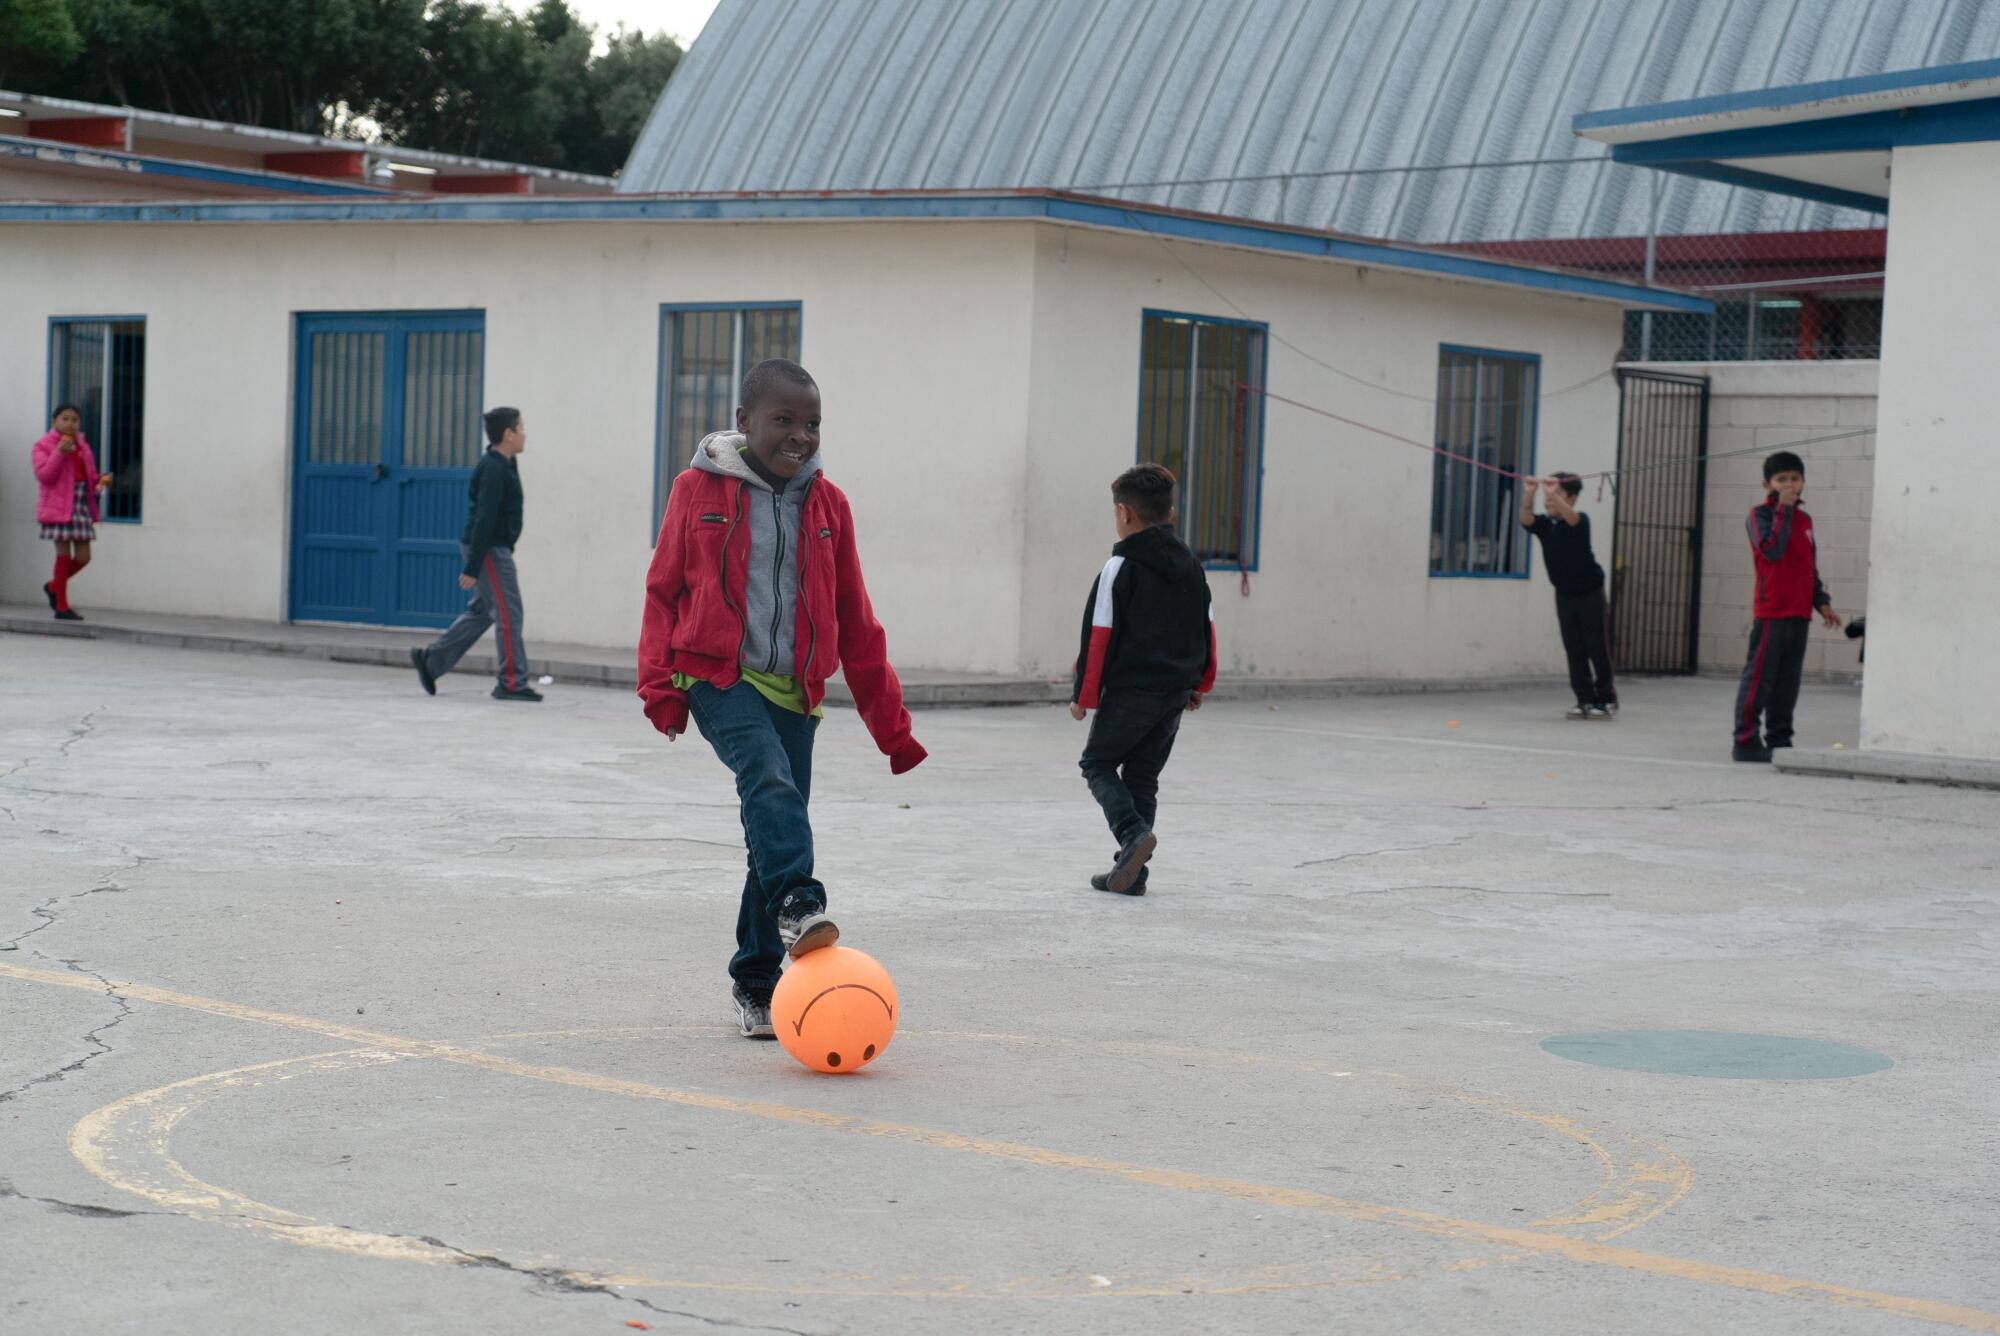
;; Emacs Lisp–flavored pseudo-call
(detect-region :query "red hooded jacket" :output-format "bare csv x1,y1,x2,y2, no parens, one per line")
1746,496,1832,620
637,456,925,774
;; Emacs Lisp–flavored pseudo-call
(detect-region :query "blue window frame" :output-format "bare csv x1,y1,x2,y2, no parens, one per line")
1429,344,1539,579
655,302,802,529
48,316,146,523
1137,309,1267,571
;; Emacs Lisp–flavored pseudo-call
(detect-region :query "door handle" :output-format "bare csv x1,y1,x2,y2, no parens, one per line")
372,464,388,482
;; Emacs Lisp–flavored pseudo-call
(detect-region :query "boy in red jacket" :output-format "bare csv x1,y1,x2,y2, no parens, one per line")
1733,450,1842,762
638,359,925,1040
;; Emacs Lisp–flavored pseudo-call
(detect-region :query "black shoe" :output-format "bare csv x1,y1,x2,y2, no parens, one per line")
1091,865,1148,896
731,984,776,1040
410,647,437,696
53,608,83,622
776,902,839,958
1105,830,1157,895
1769,739,1793,749
491,684,543,702
1732,743,1773,763
42,582,57,612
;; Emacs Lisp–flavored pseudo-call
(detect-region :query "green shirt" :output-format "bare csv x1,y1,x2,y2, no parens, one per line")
672,669,822,718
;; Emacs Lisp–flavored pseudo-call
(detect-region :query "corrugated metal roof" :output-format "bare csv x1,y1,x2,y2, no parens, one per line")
620,0,2000,240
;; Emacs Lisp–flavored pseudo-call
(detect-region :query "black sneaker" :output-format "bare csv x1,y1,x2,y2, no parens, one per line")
53,608,83,622
1732,743,1773,763
1091,865,1148,896
1586,705,1613,721
1105,830,1157,895
42,582,57,612
492,684,543,702
1769,739,1793,749
410,647,437,696
1565,705,1590,720
731,985,776,1040
776,903,839,957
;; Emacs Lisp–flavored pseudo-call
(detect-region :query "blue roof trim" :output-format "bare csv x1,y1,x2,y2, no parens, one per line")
1575,57,2000,132
1,135,392,197
1632,159,1888,215
0,191,1710,312
1608,96,2000,167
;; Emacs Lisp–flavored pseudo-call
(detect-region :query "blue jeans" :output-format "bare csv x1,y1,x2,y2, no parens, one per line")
686,680,824,996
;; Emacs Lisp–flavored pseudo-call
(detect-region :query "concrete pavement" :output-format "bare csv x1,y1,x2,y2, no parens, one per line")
2,634,1996,1335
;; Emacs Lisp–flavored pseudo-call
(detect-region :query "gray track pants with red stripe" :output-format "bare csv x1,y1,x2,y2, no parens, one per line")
423,543,528,691
1734,616,1809,747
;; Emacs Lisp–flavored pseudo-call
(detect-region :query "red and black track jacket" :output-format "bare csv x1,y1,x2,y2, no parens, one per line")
1072,523,1217,707
1747,497,1832,620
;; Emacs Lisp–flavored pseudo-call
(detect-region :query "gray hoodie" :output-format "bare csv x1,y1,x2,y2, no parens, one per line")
689,431,821,676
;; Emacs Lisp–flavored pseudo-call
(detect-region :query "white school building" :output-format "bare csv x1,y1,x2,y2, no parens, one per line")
0,193,1698,684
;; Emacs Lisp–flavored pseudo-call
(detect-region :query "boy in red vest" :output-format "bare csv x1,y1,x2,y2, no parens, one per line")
638,359,926,1040
1733,450,1842,762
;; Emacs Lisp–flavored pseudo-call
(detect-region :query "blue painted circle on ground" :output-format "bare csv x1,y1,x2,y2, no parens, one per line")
1541,1030,1893,1079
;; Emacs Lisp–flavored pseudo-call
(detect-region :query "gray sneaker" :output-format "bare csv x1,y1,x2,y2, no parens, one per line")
731,985,776,1040
1565,704,1590,720
1586,705,1613,721
776,903,839,958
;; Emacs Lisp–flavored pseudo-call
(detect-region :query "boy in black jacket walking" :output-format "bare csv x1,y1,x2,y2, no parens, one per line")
410,406,540,702
1069,464,1216,895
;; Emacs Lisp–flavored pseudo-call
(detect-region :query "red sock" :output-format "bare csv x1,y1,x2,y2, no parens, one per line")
51,554,74,611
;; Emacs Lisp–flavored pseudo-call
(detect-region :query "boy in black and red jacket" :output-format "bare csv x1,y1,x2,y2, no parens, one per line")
1069,464,1216,895
1733,450,1843,762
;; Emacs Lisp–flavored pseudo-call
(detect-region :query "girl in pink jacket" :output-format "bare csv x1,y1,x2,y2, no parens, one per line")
32,405,111,621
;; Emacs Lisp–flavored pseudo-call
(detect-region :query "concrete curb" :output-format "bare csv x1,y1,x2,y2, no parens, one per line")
1774,746,2000,790
3,611,1566,708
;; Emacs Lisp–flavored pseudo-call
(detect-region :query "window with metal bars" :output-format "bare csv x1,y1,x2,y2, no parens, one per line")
1136,310,1266,570
48,318,146,523
1429,345,1539,579
655,303,802,530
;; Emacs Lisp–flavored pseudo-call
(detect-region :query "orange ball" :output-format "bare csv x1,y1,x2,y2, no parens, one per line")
770,946,898,1074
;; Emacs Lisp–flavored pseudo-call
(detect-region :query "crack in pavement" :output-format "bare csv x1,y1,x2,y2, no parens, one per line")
1296,836,1470,869
0,871,139,1100
0,1181,156,1220
419,1236,819,1334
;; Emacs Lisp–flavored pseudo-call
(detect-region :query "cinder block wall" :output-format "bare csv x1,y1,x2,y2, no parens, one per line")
1639,362,1876,680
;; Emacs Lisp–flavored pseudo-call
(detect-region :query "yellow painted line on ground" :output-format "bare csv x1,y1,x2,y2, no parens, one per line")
6,960,1996,1331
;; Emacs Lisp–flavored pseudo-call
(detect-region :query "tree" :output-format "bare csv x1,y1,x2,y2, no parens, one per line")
0,0,83,86
11,0,681,176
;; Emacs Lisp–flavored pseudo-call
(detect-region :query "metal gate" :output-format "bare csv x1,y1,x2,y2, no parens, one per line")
1609,368,1709,674
291,311,485,627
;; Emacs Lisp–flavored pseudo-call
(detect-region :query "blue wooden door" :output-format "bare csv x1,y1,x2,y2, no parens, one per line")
292,312,485,627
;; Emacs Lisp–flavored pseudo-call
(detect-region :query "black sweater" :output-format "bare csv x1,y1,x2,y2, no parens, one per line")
460,448,524,577
1072,523,1215,704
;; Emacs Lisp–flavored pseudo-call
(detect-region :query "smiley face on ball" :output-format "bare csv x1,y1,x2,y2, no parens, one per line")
771,946,899,1074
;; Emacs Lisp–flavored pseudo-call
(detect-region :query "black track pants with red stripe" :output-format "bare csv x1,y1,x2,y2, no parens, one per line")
424,543,529,692
1734,616,1809,747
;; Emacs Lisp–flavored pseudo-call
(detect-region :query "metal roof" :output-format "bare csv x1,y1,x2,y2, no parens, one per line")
621,0,2000,240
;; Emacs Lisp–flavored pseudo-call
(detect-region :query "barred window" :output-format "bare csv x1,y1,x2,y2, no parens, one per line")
1430,346,1537,578
49,318,146,522
656,304,801,529
1137,310,1265,569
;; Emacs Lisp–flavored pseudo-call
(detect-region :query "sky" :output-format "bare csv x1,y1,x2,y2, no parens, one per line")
545,0,721,45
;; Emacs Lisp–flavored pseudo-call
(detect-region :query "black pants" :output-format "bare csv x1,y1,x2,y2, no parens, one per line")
1079,687,1189,848
1554,586,1616,707
1735,617,1810,747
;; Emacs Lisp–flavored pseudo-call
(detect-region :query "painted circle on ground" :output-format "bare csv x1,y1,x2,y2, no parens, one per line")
1541,1030,1892,1079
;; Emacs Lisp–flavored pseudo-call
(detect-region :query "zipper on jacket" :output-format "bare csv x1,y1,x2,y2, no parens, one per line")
797,478,820,685
766,488,787,673
720,482,749,666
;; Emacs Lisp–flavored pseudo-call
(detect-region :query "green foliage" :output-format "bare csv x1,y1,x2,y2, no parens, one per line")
0,0,84,82
9,0,681,176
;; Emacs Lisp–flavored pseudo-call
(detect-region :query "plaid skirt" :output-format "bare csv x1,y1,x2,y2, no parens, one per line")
41,480,96,542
